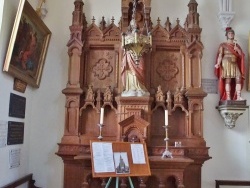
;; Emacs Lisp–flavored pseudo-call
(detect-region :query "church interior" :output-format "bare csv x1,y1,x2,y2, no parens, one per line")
0,0,249,188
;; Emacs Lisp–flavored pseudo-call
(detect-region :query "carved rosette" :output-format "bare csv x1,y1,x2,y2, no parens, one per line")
156,59,179,81
92,58,113,80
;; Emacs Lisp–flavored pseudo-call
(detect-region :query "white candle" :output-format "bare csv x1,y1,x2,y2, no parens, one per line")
165,110,168,125
100,108,104,124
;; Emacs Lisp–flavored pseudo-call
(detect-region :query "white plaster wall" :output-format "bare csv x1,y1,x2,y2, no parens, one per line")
0,0,249,188
201,1,250,187
0,0,30,187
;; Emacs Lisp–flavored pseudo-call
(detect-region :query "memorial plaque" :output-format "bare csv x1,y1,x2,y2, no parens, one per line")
9,93,26,118
7,121,24,145
13,78,27,93
202,79,218,94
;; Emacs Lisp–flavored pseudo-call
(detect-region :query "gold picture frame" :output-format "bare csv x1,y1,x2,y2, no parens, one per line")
3,0,51,88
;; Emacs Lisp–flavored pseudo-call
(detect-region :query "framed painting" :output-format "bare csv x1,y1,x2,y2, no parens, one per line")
3,0,51,88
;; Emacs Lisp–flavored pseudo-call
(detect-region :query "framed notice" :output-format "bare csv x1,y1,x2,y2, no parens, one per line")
90,141,151,178
7,121,24,145
9,93,26,118
9,148,21,169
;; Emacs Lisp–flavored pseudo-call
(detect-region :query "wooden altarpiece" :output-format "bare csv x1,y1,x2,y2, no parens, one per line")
56,0,211,188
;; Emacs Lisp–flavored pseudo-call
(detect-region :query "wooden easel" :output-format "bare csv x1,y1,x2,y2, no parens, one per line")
105,177,134,188
90,141,151,188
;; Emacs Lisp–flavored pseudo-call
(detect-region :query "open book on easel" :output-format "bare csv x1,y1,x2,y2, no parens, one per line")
90,141,151,178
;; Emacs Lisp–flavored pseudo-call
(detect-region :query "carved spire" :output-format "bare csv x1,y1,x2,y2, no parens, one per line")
68,0,84,48
111,16,115,24
82,13,88,31
99,16,106,30
176,18,180,25
166,91,172,110
62,0,84,144
185,0,202,43
72,0,83,26
165,17,171,32
186,0,200,28
65,0,84,89
157,17,161,25
148,17,153,31
92,16,96,24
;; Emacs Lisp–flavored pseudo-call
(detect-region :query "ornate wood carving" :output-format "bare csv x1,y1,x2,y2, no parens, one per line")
57,0,211,187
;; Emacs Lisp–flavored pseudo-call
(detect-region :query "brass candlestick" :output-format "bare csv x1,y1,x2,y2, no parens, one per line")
161,124,173,158
97,123,104,140
97,107,105,140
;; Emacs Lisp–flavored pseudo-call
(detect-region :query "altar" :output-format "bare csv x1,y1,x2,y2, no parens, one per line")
56,0,211,187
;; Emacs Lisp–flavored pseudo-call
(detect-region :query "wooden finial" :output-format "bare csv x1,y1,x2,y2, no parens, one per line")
92,16,96,23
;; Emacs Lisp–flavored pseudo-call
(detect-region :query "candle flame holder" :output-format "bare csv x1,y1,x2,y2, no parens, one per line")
121,0,152,65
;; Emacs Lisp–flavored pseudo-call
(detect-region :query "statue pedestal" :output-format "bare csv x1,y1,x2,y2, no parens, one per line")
217,11,235,29
216,100,248,129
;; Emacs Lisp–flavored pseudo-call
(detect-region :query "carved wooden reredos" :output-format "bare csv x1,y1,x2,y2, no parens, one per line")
57,0,210,188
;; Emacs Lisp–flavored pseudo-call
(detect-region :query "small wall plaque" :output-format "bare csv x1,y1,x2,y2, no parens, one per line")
202,79,218,94
7,121,24,145
9,148,21,169
13,78,27,93
9,93,26,118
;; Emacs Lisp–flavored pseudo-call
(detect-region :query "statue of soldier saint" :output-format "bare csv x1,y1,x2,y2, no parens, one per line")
214,27,245,101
